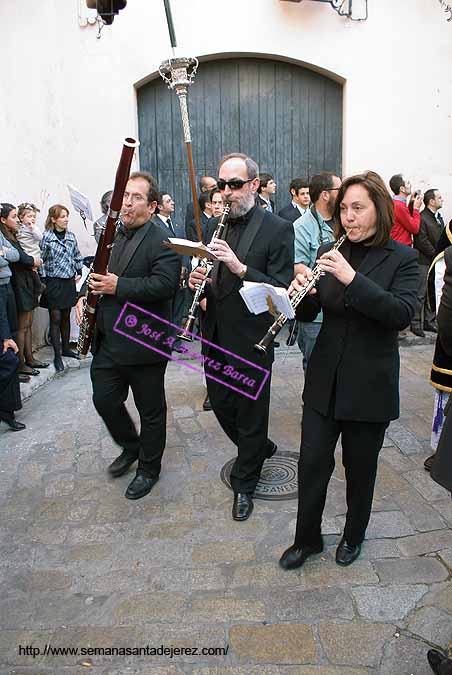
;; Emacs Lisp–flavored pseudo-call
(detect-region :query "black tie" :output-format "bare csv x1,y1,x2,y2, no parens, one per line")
166,218,175,236
436,212,445,229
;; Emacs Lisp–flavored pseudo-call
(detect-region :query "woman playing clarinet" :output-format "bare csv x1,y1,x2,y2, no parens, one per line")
280,171,419,570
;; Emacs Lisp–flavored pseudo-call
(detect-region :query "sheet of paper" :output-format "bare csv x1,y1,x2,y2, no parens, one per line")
67,184,94,222
239,282,295,319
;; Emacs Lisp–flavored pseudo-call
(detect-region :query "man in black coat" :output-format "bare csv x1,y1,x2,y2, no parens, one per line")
278,178,310,223
184,175,217,232
86,172,181,500
412,188,444,335
186,193,213,243
431,245,452,494
189,153,294,521
153,191,189,337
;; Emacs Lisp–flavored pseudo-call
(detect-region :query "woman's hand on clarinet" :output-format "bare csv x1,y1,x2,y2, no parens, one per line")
318,249,356,287
75,298,84,326
289,269,317,296
209,238,244,276
189,266,208,292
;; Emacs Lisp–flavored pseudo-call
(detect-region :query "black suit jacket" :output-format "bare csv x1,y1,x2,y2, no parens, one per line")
297,239,419,422
152,215,189,268
92,219,181,365
202,208,294,368
278,203,304,224
414,209,443,266
257,195,275,212
185,202,195,230
186,211,210,243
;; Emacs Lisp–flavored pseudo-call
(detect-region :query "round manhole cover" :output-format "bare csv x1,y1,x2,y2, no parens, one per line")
220,451,299,500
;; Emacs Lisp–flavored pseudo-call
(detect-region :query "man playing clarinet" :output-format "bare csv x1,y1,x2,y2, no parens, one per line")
189,153,294,521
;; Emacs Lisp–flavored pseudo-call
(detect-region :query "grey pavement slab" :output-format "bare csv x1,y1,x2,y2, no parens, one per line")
1,341,451,674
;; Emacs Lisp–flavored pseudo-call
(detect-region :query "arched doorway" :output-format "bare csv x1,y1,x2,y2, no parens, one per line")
137,57,342,223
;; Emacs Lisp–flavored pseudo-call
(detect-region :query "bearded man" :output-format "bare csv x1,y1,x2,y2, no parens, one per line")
293,172,342,371
189,153,294,521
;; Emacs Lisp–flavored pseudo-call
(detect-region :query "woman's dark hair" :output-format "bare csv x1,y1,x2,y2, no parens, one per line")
0,203,17,241
45,205,69,231
333,171,394,247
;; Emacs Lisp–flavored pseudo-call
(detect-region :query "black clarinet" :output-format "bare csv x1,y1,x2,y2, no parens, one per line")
177,203,231,342
254,234,347,354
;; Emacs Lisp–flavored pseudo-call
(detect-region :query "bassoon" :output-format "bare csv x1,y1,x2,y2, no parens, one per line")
77,137,139,356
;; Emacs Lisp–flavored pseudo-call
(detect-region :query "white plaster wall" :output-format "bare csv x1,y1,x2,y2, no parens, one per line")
1,0,452,258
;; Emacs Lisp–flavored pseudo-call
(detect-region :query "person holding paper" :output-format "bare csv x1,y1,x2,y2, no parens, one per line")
279,171,419,570
189,152,293,522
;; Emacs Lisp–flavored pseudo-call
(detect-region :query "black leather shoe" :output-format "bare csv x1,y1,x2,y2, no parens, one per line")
265,440,277,458
108,452,138,478
54,356,64,372
202,394,212,411
424,322,438,334
424,454,436,472
232,493,254,521
279,542,323,570
427,648,452,674
62,349,80,360
19,367,40,377
125,473,159,500
1,418,26,431
336,537,362,566
410,324,425,338
18,373,31,383
26,360,49,369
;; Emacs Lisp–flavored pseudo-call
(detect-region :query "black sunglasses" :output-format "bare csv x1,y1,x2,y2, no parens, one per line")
217,178,254,191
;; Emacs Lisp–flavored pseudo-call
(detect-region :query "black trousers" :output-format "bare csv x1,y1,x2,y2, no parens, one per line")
0,348,21,419
294,404,388,547
207,365,273,494
90,347,167,478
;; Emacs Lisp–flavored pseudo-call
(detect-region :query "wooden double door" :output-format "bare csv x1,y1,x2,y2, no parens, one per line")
137,57,342,223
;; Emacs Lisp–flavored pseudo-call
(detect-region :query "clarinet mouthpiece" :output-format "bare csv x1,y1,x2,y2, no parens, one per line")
254,342,267,354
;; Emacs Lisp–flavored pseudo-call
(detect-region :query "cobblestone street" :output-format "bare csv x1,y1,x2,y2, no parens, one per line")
1,342,451,675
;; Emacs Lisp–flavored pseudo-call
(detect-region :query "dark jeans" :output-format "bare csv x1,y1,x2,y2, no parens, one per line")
91,347,167,478
295,404,388,547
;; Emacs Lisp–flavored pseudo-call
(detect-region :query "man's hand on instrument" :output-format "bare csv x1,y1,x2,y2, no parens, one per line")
210,238,245,276
189,266,208,292
75,298,84,325
289,269,317,296
89,272,118,296
3,338,18,354
318,249,356,287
